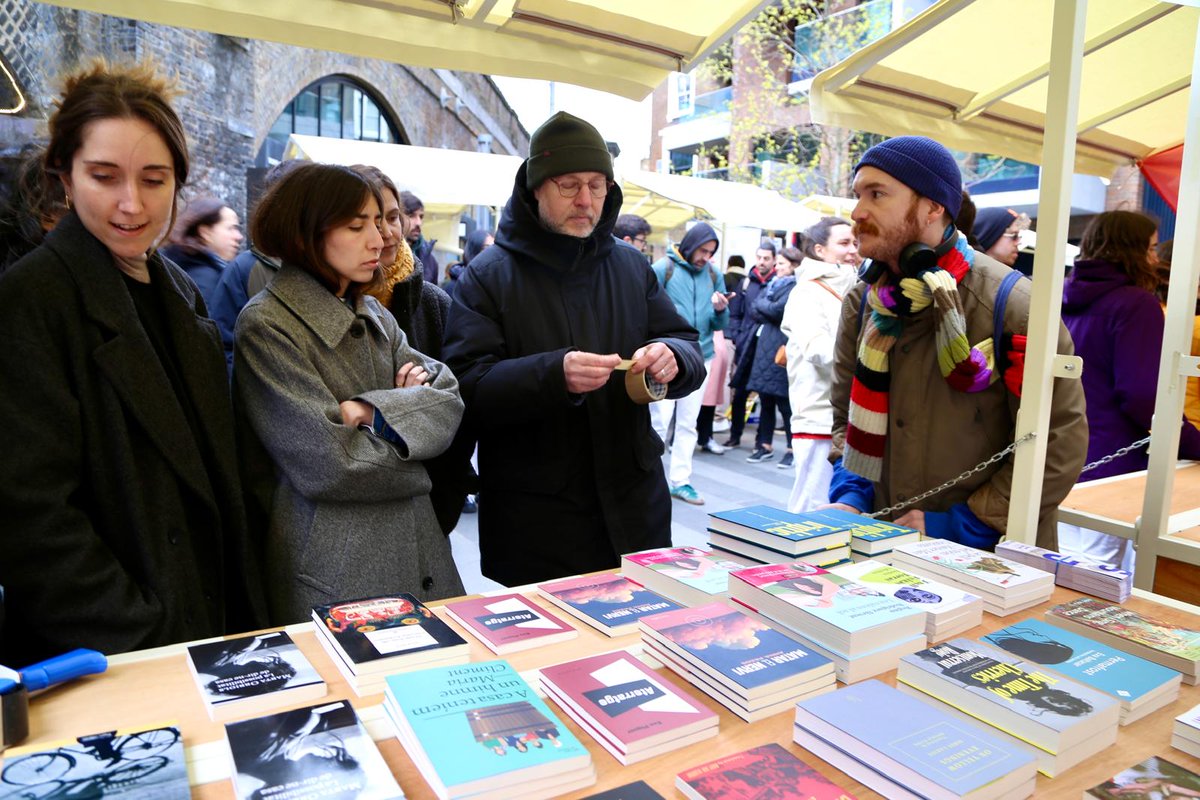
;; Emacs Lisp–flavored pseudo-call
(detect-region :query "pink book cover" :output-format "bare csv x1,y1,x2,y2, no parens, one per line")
677,743,857,800
540,651,716,748
443,593,575,650
730,562,831,589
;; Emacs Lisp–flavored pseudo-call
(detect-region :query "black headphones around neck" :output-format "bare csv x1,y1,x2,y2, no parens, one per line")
859,222,958,283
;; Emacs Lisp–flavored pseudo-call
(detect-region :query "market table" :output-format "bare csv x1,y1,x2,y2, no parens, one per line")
11,583,1200,800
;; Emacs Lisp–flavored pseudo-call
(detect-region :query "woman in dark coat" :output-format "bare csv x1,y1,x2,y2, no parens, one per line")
0,61,267,665
746,246,800,467
160,196,244,308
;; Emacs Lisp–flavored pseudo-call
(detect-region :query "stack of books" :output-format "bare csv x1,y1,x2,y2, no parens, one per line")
384,660,595,800
889,540,1054,616
620,546,746,607
538,650,718,764
896,638,1121,776
793,679,1038,799
675,743,855,800
226,699,402,800
842,516,921,562
831,561,983,643
638,601,836,721
982,617,1181,725
1046,597,1200,684
442,593,578,655
1173,702,1200,757
311,594,469,696
996,541,1131,602
536,573,681,637
186,631,326,720
1086,755,1200,799
728,562,925,683
706,505,851,567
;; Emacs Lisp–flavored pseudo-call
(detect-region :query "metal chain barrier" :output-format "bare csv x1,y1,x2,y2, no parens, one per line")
865,432,1154,520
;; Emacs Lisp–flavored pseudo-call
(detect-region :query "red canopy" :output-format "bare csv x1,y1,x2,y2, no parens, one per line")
1139,145,1184,213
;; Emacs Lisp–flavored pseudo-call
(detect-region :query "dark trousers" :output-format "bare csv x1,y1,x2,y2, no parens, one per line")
755,393,793,449
727,387,750,440
696,405,715,444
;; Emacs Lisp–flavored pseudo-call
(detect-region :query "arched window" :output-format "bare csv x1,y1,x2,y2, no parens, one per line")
257,76,402,166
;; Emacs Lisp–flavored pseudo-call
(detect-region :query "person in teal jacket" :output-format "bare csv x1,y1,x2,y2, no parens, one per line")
650,222,730,505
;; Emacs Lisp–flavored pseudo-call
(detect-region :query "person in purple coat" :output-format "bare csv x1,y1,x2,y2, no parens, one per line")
1060,210,1200,569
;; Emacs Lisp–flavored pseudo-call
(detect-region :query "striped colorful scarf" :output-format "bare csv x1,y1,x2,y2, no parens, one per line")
844,232,1016,481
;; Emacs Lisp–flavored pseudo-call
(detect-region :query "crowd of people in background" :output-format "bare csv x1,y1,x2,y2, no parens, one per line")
0,58,1193,666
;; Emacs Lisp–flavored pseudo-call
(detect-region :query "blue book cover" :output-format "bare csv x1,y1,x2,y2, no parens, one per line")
538,574,681,631
641,602,833,692
384,660,590,793
983,618,1181,705
795,679,1035,794
709,506,852,546
900,638,1118,739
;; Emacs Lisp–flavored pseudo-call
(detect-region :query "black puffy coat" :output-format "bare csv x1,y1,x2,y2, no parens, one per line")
747,276,796,399
443,165,704,586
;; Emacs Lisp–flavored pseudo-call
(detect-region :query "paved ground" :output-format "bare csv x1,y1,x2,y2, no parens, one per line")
449,419,796,594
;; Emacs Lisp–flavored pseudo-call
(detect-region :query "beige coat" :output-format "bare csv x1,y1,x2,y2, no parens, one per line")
830,253,1088,549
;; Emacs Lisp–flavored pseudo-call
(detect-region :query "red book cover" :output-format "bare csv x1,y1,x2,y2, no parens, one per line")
442,593,577,654
540,650,717,752
676,743,857,800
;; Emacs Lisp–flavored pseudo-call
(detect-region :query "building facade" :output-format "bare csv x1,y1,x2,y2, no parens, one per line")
0,0,529,228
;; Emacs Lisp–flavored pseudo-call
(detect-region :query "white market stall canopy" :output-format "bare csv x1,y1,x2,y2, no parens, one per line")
622,170,822,236
284,135,521,216
810,0,1199,177
38,0,771,101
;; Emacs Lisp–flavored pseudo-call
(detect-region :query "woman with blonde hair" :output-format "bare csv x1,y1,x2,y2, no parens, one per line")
0,61,266,663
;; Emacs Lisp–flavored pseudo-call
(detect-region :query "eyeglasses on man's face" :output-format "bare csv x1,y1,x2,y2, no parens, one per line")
549,176,614,199
1002,231,1021,241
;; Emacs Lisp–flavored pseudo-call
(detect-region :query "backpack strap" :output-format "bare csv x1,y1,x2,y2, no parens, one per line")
810,278,843,302
663,261,675,287
993,269,1026,354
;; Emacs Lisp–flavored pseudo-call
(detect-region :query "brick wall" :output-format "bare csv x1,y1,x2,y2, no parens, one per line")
1,0,529,222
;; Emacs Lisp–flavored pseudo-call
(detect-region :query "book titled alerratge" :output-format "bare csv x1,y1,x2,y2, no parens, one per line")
442,593,577,654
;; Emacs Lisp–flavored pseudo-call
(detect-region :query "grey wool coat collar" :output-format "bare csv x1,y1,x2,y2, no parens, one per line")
267,264,390,349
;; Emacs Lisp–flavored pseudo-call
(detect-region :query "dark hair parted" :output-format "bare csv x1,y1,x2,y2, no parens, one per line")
1077,210,1159,293
44,59,189,193
251,162,385,300
757,238,777,256
399,190,424,215
169,196,228,255
352,164,399,204
778,246,805,268
803,216,853,260
613,213,651,241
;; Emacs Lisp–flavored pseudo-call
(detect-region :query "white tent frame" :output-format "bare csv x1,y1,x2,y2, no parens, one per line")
812,0,1200,592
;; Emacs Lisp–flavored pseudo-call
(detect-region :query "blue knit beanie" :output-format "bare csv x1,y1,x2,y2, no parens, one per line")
973,207,1019,251
855,136,963,220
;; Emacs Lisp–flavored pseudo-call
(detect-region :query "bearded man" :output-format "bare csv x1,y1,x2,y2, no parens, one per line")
824,136,1087,550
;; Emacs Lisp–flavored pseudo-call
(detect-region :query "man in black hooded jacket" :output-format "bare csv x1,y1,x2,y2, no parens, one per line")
443,111,704,586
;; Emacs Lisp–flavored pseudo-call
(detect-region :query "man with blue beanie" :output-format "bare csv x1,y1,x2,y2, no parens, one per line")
825,135,1087,550
650,222,730,505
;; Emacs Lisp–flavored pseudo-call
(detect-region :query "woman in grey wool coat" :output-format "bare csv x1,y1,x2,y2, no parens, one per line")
233,163,466,625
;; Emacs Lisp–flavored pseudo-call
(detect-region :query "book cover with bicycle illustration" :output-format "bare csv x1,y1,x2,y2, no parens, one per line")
0,723,187,799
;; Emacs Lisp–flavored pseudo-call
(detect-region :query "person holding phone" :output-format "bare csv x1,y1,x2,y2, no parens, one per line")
232,163,465,624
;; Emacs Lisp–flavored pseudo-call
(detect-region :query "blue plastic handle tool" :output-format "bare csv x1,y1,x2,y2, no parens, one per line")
19,649,107,692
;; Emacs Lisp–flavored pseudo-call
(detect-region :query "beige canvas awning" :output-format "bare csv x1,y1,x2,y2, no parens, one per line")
38,0,771,101
621,170,822,235
810,0,1198,177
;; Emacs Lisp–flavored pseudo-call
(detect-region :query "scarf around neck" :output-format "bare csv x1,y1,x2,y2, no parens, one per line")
843,232,1016,482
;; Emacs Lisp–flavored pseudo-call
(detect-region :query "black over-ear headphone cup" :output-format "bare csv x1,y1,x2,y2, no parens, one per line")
898,242,937,278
